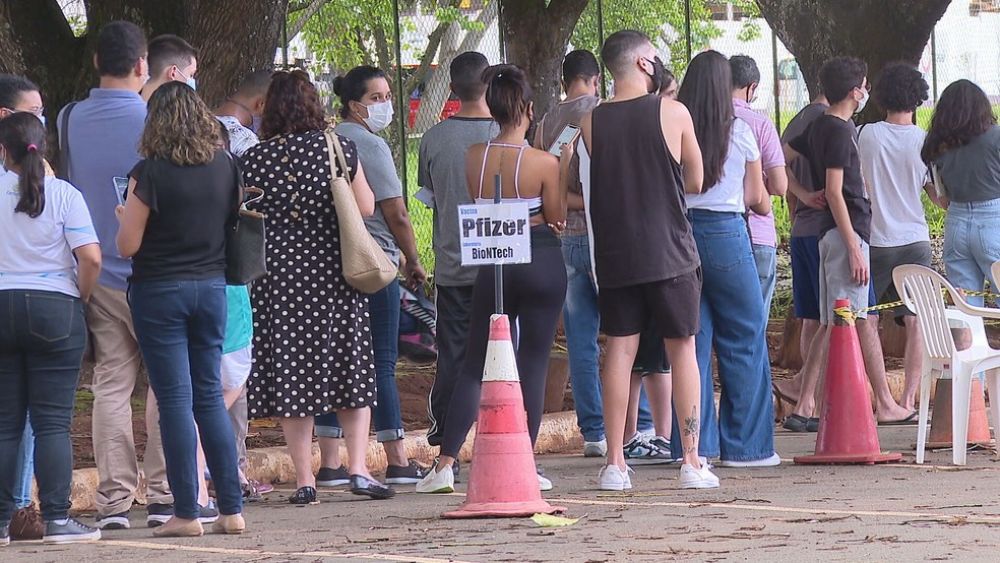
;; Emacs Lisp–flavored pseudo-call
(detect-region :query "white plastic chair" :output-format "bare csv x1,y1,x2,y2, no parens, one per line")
892,264,1000,465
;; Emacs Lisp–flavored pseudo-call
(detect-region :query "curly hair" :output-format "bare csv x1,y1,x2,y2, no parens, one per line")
258,70,327,139
922,79,997,164
874,63,928,113
140,81,220,166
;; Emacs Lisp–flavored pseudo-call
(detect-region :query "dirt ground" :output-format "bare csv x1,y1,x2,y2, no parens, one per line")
15,426,1000,562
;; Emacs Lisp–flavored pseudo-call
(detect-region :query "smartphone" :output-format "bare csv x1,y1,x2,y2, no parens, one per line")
548,124,581,157
113,177,129,206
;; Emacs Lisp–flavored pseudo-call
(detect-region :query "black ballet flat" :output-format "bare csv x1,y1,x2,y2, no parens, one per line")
288,486,319,505
349,475,396,500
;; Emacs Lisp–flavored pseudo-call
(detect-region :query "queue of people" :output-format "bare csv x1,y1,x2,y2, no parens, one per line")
2,18,996,547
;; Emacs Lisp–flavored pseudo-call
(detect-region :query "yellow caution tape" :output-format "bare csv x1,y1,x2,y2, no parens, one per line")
839,288,1000,317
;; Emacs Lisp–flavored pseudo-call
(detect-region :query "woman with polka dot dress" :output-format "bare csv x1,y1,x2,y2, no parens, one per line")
241,70,393,503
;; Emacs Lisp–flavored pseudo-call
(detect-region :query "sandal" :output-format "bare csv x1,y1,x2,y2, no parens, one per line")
288,486,319,505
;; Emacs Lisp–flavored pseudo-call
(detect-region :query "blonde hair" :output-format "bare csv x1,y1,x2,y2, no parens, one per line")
140,81,221,166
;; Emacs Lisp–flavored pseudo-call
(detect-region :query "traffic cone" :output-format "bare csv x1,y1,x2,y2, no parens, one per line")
924,378,993,449
795,299,902,465
443,314,565,519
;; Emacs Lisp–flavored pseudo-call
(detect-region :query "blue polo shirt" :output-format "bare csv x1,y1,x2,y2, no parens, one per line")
58,88,146,290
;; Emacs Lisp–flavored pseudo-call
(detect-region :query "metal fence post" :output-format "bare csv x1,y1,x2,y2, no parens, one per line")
498,0,506,63
684,0,692,63
597,0,607,98
392,0,408,202
771,27,781,130
930,26,939,104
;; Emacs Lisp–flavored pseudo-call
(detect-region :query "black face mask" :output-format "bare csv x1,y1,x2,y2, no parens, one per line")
643,56,666,94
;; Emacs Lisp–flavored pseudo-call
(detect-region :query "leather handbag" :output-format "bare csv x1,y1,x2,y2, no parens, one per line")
323,130,395,294
224,156,267,285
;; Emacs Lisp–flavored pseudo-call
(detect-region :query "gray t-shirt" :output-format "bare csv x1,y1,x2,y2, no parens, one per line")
935,125,1000,203
334,121,403,265
536,95,599,236
418,116,498,286
783,102,828,238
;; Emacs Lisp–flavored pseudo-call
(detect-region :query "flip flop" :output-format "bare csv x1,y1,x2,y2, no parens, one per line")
879,410,919,426
772,382,798,407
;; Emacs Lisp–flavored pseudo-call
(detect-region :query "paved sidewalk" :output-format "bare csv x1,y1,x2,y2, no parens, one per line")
10,425,1000,562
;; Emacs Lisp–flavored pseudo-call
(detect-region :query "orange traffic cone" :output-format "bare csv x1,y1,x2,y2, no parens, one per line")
795,299,902,465
924,378,993,449
443,314,565,519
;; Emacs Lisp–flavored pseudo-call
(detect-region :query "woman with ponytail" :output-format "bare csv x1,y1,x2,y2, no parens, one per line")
0,112,102,545
417,64,567,494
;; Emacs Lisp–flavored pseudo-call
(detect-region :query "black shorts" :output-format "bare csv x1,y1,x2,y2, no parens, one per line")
599,268,701,340
632,320,671,374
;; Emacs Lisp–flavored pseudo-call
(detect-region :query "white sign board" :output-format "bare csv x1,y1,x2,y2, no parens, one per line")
458,202,532,266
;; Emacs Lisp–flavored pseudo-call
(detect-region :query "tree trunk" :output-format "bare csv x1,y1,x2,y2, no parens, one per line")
0,0,289,130
414,0,499,134
415,21,460,133
756,0,950,122
501,0,588,125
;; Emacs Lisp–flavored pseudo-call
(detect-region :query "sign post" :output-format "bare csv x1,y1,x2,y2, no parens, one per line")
458,174,532,315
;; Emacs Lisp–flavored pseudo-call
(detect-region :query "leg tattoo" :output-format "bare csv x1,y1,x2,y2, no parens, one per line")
682,406,699,455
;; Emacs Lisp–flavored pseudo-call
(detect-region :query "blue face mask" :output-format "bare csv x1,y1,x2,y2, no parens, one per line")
175,66,197,91
251,114,262,134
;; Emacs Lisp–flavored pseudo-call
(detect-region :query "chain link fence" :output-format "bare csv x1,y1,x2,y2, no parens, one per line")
287,0,999,274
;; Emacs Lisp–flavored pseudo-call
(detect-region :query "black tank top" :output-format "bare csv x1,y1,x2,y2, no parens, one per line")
590,94,700,288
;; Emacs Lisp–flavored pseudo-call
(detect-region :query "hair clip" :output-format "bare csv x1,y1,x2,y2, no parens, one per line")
26,144,37,152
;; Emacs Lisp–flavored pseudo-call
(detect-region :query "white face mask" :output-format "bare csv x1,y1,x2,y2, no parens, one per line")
856,87,869,114
362,100,394,132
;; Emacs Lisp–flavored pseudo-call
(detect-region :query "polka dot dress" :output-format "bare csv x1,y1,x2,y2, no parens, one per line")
241,130,376,418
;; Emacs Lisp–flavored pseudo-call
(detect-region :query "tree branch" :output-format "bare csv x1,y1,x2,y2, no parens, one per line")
287,0,330,39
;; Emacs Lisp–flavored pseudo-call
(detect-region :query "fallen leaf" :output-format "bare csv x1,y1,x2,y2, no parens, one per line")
531,513,580,527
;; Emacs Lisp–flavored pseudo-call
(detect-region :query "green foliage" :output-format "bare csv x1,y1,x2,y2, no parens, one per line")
570,0,721,77
299,0,397,70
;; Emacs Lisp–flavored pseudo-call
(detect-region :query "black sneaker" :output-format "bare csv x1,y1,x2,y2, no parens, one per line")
96,511,130,530
623,433,673,465
146,503,173,528
1,521,9,547
316,466,350,487
198,500,220,524
289,486,319,505
43,518,101,545
385,460,427,485
349,475,395,500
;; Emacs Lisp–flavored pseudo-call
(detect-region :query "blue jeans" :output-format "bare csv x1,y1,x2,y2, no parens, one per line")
671,211,775,461
0,290,86,522
14,418,34,508
752,244,777,322
130,278,242,519
562,235,652,442
944,199,1000,307
316,279,404,442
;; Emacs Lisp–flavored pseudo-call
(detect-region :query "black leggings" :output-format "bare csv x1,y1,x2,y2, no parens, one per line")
440,238,567,459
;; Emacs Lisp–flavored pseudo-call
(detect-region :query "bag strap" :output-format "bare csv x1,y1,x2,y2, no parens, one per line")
58,101,78,181
326,129,352,183
222,150,247,215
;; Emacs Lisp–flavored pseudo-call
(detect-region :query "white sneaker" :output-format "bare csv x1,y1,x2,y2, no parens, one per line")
538,472,553,491
679,463,720,489
598,465,633,491
718,453,782,468
415,464,454,494
583,439,608,458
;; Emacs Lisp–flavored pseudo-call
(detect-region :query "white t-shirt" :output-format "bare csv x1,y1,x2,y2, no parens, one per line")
217,115,260,158
857,121,930,247
685,118,760,213
0,171,99,297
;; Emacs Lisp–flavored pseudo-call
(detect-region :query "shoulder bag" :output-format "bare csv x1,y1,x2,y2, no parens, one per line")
224,153,268,285
323,130,395,294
